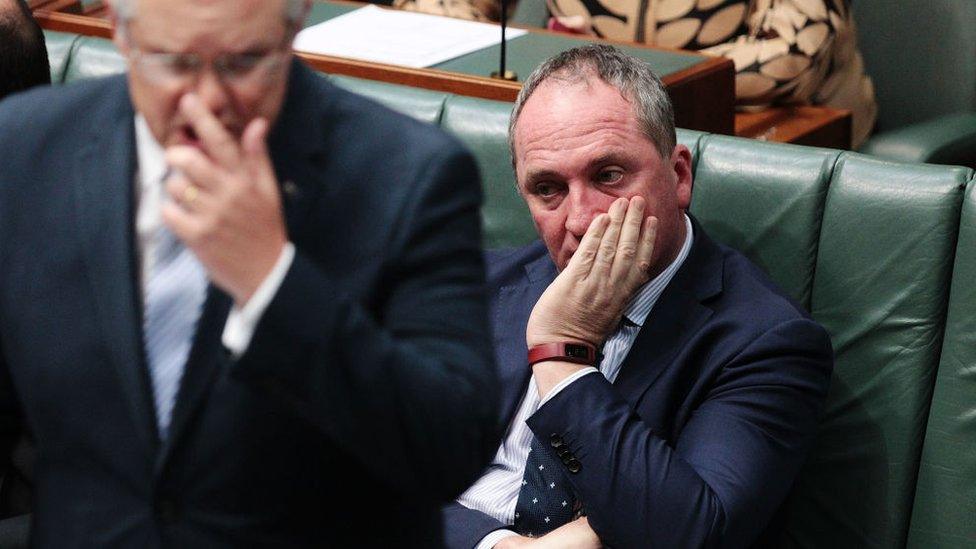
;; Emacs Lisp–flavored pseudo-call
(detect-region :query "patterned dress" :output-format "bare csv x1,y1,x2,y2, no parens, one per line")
547,0,877,146
394,0,501,22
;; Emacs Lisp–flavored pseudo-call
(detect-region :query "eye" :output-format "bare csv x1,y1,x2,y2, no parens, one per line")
218,53,265,77
532,182,560,198
596,168,624,185
165,54,201,75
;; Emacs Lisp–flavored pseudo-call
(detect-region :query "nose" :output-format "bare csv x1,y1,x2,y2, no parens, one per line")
563,186,603,239
192,66,232,120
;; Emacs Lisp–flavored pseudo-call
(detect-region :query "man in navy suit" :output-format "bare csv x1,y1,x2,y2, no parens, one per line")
0,0,498,546
442,45,833,548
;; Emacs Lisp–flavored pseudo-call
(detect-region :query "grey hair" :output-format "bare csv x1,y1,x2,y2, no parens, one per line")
113,0,307,25
508,44,676,166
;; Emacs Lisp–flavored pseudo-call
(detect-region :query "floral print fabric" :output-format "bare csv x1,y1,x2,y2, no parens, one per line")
548,0,877,146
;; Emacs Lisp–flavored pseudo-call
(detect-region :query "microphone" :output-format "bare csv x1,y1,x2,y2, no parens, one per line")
490,0,517,81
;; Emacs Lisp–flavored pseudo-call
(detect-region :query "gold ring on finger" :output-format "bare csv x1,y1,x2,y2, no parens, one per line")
182,184,199,206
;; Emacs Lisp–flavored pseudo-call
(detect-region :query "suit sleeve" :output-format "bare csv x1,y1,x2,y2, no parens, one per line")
232,144,500,502
526,318,833,549
441,501,510,548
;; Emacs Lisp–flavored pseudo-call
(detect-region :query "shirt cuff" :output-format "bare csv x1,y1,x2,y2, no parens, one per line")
539,367,599,406
476,529,520,549
221,242,296,357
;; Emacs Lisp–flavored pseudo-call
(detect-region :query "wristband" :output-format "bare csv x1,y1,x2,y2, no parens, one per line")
528,342,598,366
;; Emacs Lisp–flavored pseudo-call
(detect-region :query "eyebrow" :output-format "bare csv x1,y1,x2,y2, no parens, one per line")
522,168,562,185
590,152,629,167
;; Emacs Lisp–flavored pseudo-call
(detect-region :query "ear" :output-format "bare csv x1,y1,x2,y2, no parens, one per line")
670,144,693,210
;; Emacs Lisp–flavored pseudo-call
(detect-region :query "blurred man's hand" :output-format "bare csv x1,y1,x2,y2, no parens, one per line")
163,92,287,308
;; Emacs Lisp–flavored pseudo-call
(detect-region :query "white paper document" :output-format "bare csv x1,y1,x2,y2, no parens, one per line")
294,5,527,68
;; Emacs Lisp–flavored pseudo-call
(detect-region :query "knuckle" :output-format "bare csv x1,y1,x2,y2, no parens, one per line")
579,248,597,263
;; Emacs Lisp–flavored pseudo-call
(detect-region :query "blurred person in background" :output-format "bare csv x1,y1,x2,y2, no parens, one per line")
547,0,877,147
0,0,50,100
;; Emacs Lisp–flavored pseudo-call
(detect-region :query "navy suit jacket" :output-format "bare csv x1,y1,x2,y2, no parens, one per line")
443,220,833,548
0,61,499,547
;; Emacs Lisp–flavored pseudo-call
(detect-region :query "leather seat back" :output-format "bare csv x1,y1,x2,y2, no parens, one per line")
787,156,969,547
43,31,80,84
62,36,125,82
906,178,976,548
689,136,836,308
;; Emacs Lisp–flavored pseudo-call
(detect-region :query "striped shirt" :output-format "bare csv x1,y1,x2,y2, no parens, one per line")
458,215,694,548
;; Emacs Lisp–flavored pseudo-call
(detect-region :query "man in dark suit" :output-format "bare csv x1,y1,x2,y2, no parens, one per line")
0,0,498,546
442,45,833,548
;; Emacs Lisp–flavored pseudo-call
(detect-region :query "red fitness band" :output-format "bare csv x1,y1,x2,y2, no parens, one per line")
528,342,598,366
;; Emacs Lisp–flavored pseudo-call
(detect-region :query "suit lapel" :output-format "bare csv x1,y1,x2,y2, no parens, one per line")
158,61,329,464
495,253,556,428
268,61,331,238
613,220,724,406
72,78,158,456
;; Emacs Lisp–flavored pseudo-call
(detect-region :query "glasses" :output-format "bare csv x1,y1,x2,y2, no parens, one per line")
128,44,291,87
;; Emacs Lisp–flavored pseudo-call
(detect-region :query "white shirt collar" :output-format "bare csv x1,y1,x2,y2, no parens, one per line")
134,114,167,189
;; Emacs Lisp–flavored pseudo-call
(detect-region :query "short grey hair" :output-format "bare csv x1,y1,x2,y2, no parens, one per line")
508,44,676,165
113,0,307,26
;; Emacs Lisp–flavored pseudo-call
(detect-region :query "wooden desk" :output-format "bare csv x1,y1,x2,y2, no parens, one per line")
32,0,735,136
32,1,851,149
735,106,852,150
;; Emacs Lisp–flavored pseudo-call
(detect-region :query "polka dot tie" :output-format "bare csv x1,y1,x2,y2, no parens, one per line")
512,433,578,537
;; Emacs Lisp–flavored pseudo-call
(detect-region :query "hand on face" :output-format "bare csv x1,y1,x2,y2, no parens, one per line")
162,92,287,308
527,196,657,351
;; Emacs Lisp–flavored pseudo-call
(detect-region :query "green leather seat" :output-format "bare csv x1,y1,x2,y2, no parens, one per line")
330,75,448,125
689,136,835,308
788,156,969,548
907,181,976,548
42,31,80,84
63,36,125,82
440,95,532,248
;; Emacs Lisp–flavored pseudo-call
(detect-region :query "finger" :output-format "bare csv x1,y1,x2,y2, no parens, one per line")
165,146,222,192
610,196,645,282
161,199,206,246
165,171,213,213
240,117,278,194
565,213,610,275
634,216,658,278
591,197,628,277
179,93,241,168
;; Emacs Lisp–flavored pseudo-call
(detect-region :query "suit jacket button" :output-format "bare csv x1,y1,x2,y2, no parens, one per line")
283,180,299,198
567,459,582,473
561,454,572,465
155,498,180,524
556,446,571,458
549,434,564,448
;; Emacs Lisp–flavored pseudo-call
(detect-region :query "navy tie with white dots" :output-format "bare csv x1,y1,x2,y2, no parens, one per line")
512,433,577,537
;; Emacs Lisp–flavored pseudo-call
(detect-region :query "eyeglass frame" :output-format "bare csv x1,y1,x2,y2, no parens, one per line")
120,26,298,88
